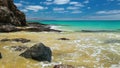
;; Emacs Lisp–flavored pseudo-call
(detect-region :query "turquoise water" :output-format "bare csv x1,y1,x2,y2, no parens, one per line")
29,20,120,31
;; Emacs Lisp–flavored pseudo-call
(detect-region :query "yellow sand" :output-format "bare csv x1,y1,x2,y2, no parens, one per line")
0,31,120,68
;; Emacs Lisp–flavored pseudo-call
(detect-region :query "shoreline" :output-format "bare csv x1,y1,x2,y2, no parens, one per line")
50,25,120,33
0,31,120,68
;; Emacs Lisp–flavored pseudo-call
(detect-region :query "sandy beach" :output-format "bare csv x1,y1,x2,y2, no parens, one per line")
0,31,120,68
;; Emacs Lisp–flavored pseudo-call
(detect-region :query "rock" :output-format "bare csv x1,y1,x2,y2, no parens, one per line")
11,38,30,43
10,46,28,51
0,52,2,59
0,25,20,32
1,38,11,42
0,0,26,26
54,64,74,68
58,38,70,40
1,38,30,43
20,43,52,62
81,30,114,32
28,22,47,27
25,22,61,32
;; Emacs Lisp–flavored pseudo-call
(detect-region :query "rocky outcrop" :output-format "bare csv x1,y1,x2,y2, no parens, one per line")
25,22,61,32
0,25,20,32
20,43,52,62
54,64,74,68
0,22,61,32
1,38,31,43
0,0,26,26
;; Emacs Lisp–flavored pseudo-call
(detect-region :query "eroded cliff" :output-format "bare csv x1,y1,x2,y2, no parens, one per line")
0,0,26,26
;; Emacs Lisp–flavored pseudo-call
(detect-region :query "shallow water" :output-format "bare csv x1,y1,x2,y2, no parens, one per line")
0,32,120,68
30,20,120,31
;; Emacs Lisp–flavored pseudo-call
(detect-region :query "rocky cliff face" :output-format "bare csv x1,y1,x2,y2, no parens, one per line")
0,0,26,26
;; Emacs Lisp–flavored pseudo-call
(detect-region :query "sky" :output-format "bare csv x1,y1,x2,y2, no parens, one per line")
14,0,120,20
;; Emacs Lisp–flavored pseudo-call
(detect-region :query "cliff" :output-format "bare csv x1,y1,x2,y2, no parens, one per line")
0,0,26,26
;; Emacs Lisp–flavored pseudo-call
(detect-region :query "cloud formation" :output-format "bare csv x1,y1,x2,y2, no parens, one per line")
96,10,120,14
53,8,65,11
26,5,44,12
14,3,22,7
54,0,70,4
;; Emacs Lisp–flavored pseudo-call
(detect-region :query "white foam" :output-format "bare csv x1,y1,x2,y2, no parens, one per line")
40,62,62,68
50,25,62,30
110,64,120,68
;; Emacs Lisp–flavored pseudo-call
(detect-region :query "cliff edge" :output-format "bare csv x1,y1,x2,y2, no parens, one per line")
0,0,26,26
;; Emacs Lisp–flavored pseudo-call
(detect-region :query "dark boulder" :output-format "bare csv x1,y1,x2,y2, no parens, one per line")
58,38,70,40
10,46,28,51
0,52,2,59
0,0,26,26
20,43,52,62
54,64,74,68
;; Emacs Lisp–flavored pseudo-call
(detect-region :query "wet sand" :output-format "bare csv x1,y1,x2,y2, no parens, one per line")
0,31,120,68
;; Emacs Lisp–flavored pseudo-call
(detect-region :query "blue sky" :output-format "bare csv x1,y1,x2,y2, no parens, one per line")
14,0,120,20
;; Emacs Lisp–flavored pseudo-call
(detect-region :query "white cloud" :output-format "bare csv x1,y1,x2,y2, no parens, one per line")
44,2,53,5
69,2,84,7
118,3,120,5
26,5,44,12
75,3,84,7
87,14,120,20
55,11,69,13
54,0,70,4
107,0,114,1
21,9,28,12
84,0,89,4
53,8,64,11
46,0,52,1
14,3,22,7
20,1,30,4
69,2,79,5
67,6,80,10
87,7,91,9
71,10,82,13
96,10,120,14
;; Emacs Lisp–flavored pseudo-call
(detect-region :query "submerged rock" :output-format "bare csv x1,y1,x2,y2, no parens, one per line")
54,64,74,68
0,0,26,26
20,43,52,62
10,46,28,51
81,30,114,32
1,38,30,43
58,38,70,40
0,52,2,59
11,38,30,43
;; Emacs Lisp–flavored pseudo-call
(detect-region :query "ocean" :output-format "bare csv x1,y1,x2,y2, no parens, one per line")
29,20,120,32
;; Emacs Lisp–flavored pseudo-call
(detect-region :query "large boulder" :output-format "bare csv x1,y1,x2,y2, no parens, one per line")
20,43,52,62
0,0,26,26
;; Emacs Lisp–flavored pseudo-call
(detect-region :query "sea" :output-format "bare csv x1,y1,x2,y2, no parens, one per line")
28,20,120,32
